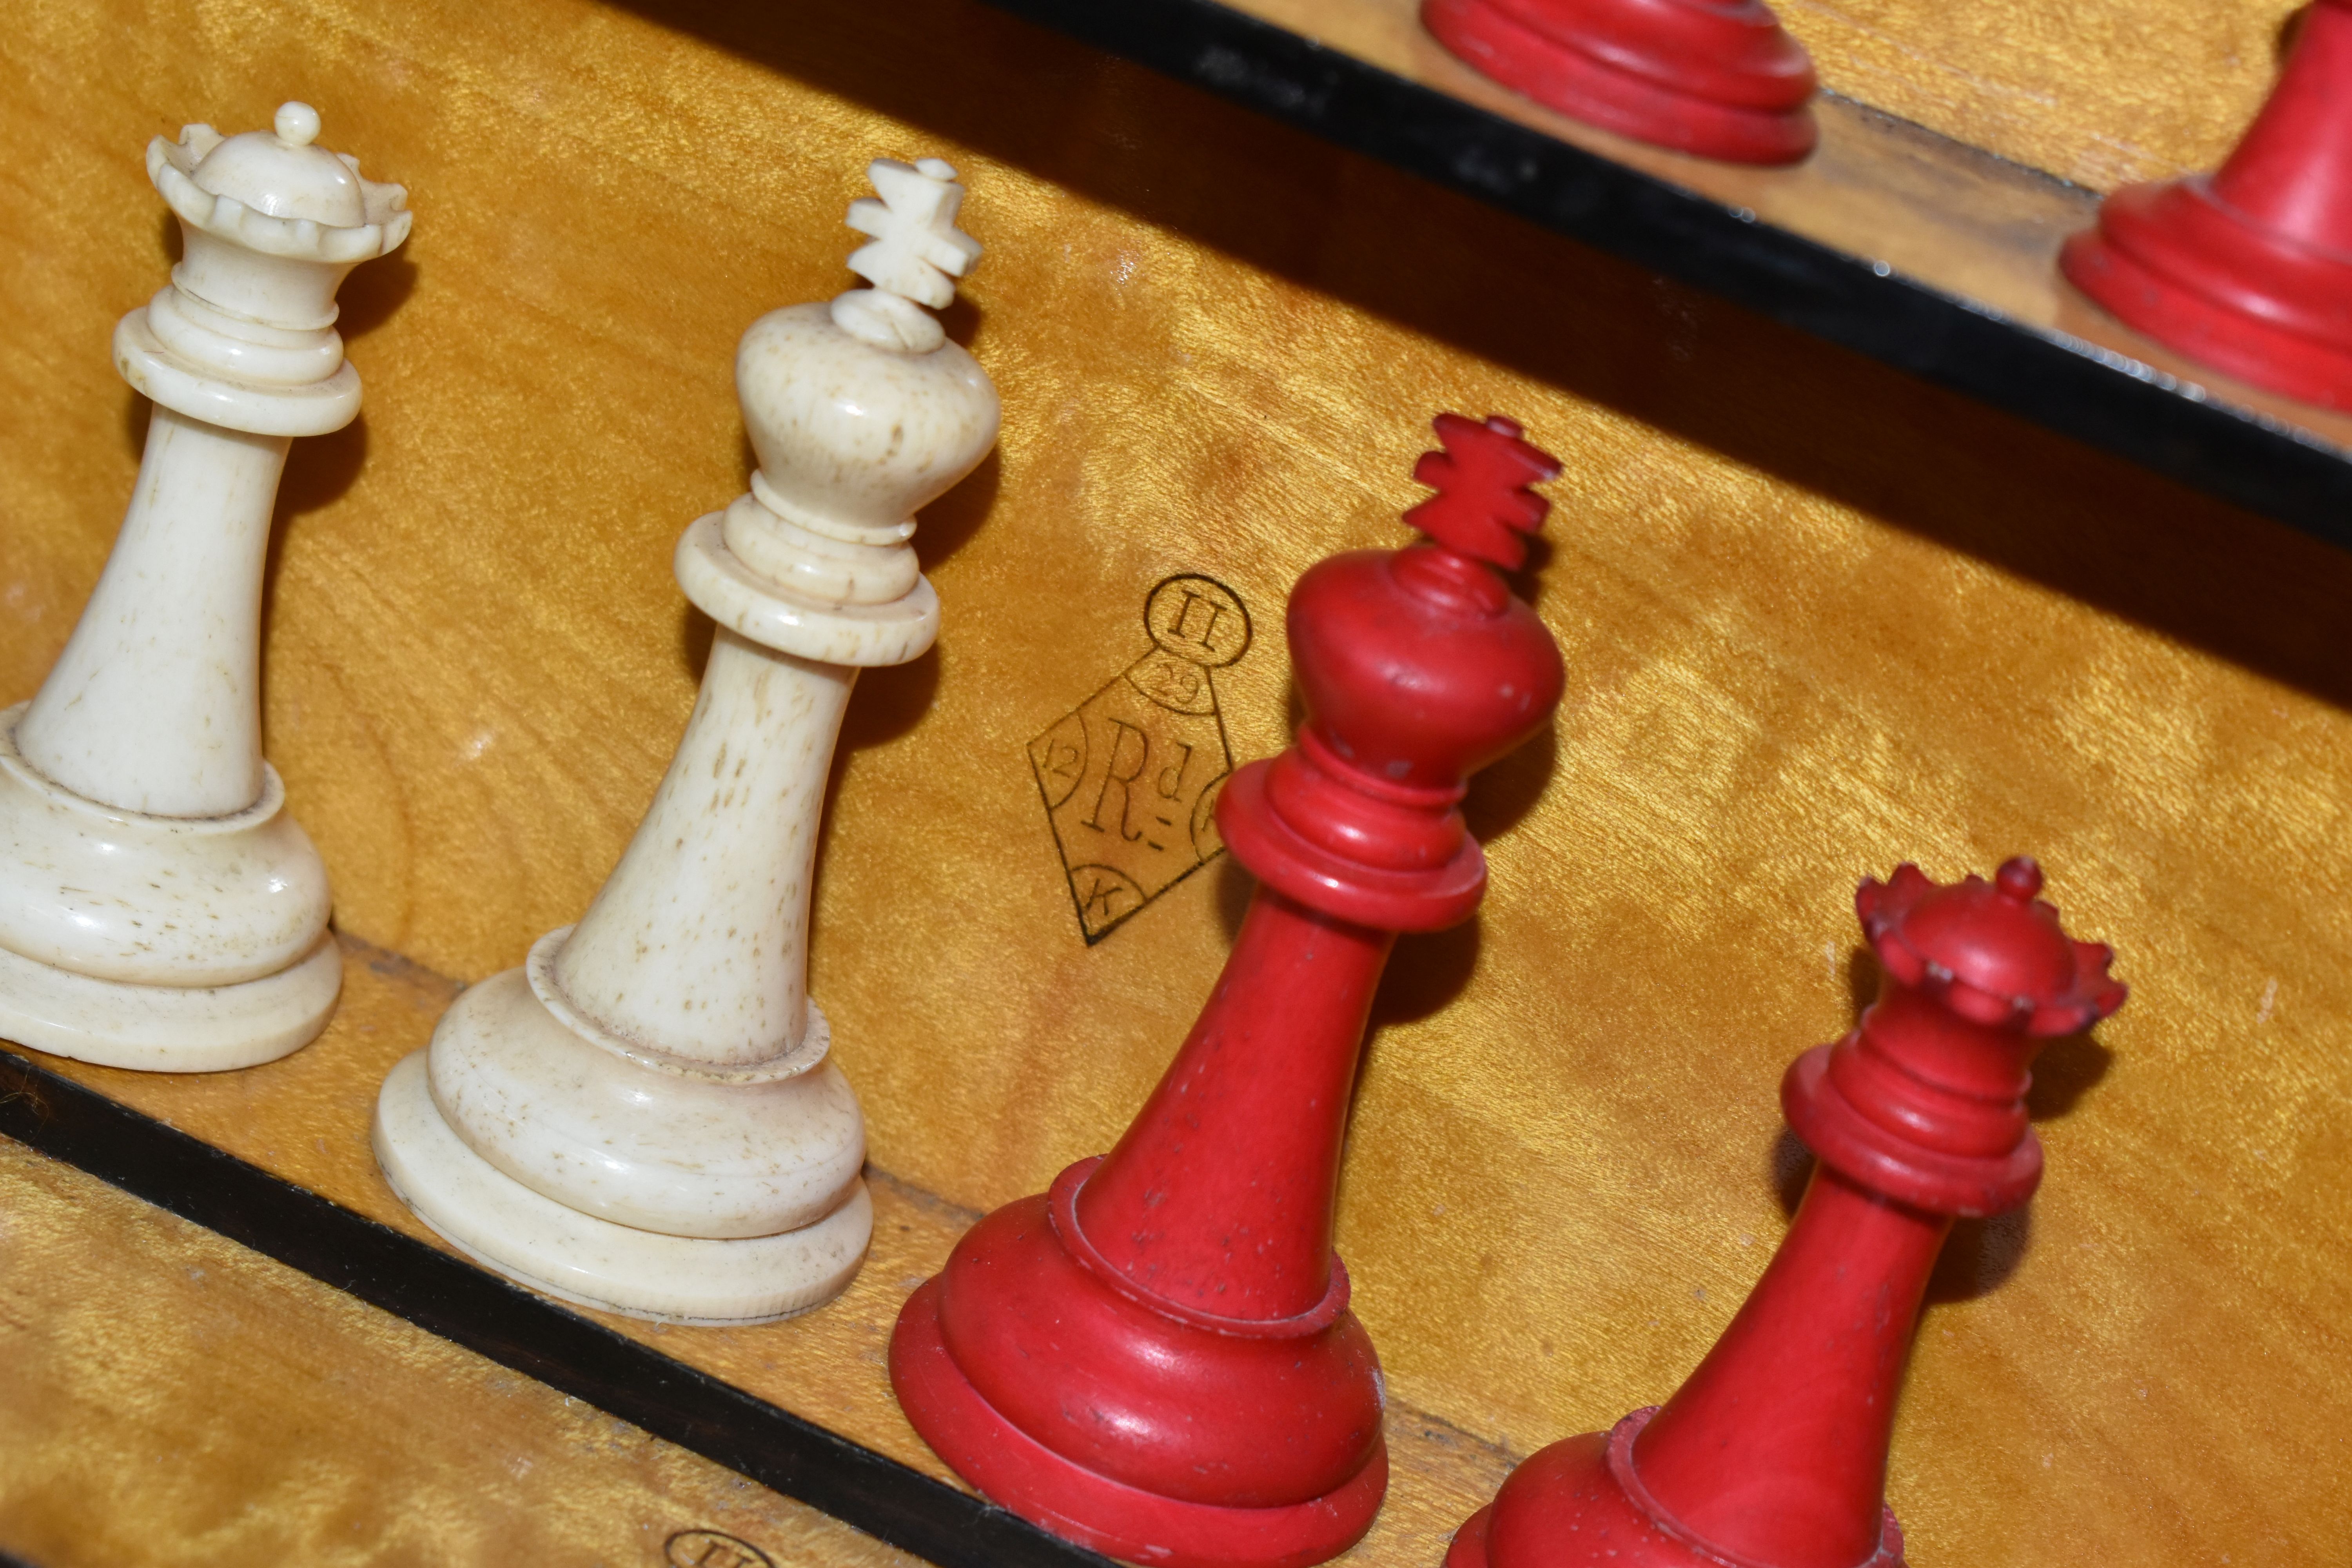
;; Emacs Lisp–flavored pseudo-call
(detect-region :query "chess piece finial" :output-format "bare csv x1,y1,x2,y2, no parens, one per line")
890,416,1565,1566
2063,1,2352,408
1447,859,2125,1568
1422,0,1817,165
0,102,410,1071
830,156,981,353
372,156,998,1325
1404,412,1557,569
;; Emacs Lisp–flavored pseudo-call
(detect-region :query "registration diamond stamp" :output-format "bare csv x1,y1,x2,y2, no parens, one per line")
1030,575,1253,943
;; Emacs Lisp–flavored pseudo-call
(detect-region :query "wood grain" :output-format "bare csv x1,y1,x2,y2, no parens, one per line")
2,1,2349,1564
14,936,1518,1566
0,1127,922,1568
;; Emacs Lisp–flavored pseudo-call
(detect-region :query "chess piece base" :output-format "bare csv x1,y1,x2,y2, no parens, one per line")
0,703,339,1071
428,936,864,1238
1445,1408,1906,1568
2061,178,2352,410
1423,0,1816,165
372,1053,871,1325
0,932,340,1072
891,1278,1389,1568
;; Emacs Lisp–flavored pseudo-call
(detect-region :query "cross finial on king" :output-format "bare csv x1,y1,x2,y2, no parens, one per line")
829,157,982,354
846,157,982,307
1402,413,1562,572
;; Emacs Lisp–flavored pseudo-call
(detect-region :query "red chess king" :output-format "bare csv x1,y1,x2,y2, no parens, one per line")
1449,858,2126,1568
2062,0,2352,408
889,414,1567,1568
1421,0,1818,165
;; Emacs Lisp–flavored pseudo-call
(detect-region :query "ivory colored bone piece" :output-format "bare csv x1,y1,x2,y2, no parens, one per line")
373,158,1000,1325
0,103,410,1071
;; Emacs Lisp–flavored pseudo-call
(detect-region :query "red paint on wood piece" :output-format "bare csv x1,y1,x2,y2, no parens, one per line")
888,415,1565,1567
1422,0,1817,165
1447,857,2125,1568
2064,0,2352,408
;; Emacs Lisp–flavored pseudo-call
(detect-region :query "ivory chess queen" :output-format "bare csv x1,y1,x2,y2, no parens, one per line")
889,413,1566,1568
0,103,408,1072
371,157,998,1325
1448,857,2126,1568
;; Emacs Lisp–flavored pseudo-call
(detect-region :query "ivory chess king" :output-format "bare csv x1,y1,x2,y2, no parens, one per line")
19,71,2305,1568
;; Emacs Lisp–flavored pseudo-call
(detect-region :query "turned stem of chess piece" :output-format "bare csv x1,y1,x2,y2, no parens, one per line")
1447,857,2127,1568
2062,0,2352,408
1422,0,1817,164
890,414,1566,1568
371,156,998,1325
0,102,409,1071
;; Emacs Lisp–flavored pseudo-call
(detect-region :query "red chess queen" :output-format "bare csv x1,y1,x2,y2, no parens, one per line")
889,415,1567,1568
1449,857,2126,1568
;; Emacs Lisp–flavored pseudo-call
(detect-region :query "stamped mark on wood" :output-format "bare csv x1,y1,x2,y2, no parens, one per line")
1029,574,1252,944
664,1530,775,1568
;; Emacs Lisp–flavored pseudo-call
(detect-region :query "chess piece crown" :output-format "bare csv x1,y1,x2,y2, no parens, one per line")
685,157,995,672
372,155,997,1327
1225,412,1566,933
123,102,410,441
1449,857,2126,1568
1790,855,2127,1217
0,102,407,1072
891,414,1566,1568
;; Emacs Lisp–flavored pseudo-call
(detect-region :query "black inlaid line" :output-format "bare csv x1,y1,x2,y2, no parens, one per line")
0,1049,1112,1568
969,0,2352,549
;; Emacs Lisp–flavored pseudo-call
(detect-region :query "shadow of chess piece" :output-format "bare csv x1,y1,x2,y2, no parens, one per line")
2063,0,2352,408
1448,857,2127,1568
372,156,998,1325
0,102,410,1071
890,414,1568,1567
1423,0,1817,164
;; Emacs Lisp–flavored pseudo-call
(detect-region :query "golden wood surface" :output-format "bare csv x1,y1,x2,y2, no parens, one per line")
1780,0,2290,189
10,939,1518,1566
2,0,2349,1564
0,1129,921,1568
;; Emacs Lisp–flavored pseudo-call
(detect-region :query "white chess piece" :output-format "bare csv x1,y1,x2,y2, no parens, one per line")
0,103,409,1071
372,158,999,1324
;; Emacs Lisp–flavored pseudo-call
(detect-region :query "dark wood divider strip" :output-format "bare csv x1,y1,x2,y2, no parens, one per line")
0,1048,1113,1568
968,0,2352,547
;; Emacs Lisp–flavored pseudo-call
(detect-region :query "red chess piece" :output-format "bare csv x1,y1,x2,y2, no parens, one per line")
889,414,1567,1568
1423,0,1818,165
2062,0,2352,408
1448,857,2126,1568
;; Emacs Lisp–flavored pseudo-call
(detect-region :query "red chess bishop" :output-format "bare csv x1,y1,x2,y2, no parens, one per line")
2063,0,2352,408
889,414,1568,1568
1423,0,1818,165
1449,857,2126,1568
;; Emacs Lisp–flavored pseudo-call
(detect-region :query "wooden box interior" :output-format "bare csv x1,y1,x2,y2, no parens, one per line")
2,0,2347,1563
